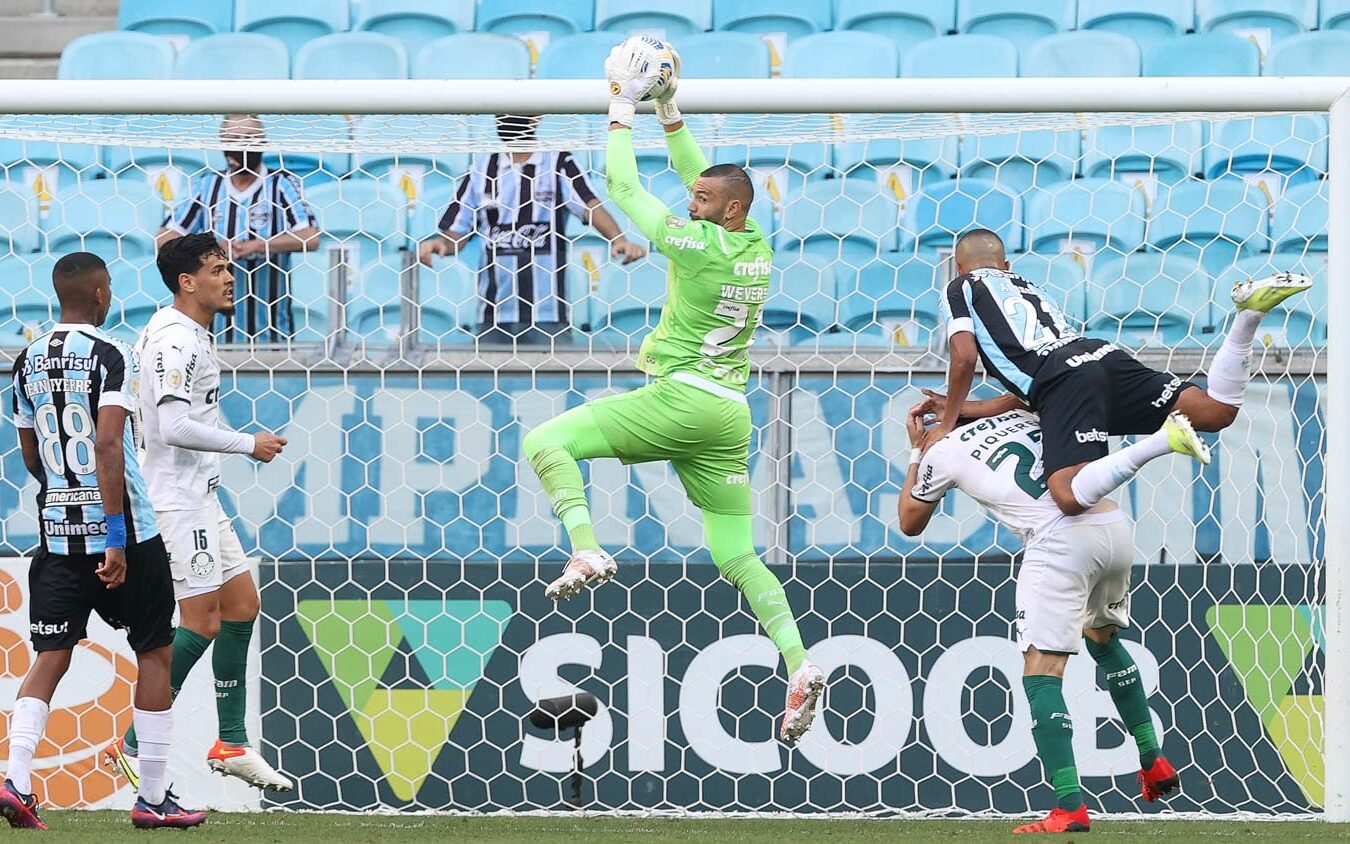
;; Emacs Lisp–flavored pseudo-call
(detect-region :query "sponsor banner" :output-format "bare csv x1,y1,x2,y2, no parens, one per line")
262,560,1321,814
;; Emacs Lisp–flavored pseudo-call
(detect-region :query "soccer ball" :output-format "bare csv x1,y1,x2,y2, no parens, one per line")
612,35,680,102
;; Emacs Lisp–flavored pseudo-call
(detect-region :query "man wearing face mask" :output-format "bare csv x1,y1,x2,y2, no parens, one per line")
417,114,645,345
156,115,320,344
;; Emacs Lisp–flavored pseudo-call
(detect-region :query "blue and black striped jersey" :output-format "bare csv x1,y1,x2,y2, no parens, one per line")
10,324,158,555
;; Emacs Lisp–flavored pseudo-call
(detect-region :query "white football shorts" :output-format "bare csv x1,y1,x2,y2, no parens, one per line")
157,501,252,601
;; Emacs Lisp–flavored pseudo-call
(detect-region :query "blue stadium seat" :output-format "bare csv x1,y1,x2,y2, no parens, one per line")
59,32,176,79
1215,254,1326,347
306,179,407,267
105,258,163,342
1088,252,1211,347
837,0,955,49
353,132,469,227
416,257,478,345
282,253,334,343
119,0,233,40
0,256,56,346
1325,0,1350,31
295,33,408,79
1267,31,1350,76
1024,178,1147,259
355,0,475,59
415,34,531,78
261,114,352,186
1142,33,1260,76
1081,122,1203,185
1149,179,1268,274
760,255,836,344
345,259,407,346
1197,1,1315,42
678,32,771,77
1009,252,1089,323
778,180,899,285
235,0,349,56
714,0,831,42
0,188,38,257
958,0,1076,54
1022,31,1141,77
478,0,593,40
1078,0,1193,47
593,258,669,345
834,134,958,189
176,33,291,79
1204,115,1327,187
783,32,899,77
538,33,624,79
902,34,1018,77
596,0,712,36
1271,179,1327,257
103,114,217,206
911,178,1022,254
820,255,945,348
959,131,1079,194
43,180,161,264
715,140,831,204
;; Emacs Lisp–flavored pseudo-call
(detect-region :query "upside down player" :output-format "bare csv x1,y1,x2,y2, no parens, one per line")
899,399,1180,834
521,39,825,744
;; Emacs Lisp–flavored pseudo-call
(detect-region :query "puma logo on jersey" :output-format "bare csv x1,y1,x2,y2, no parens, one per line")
664,235,706,251
733,256,772,277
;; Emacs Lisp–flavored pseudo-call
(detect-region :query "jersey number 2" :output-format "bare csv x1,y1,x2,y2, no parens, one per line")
701,300,761,357
35,403,96,476
1003,295,1055,348
986,442,1048,499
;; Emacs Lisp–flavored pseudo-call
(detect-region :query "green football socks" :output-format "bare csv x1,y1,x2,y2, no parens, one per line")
1086,634,1161,768
214,619,254,746
1024,675,1083,812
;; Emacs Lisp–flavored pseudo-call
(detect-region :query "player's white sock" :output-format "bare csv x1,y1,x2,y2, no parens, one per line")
133,708,173,806
1070,430,1171,509
6,697,49,795
1207,309,1263,408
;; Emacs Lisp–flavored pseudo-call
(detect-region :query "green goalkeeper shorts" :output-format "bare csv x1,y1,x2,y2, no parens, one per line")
588,375,752,516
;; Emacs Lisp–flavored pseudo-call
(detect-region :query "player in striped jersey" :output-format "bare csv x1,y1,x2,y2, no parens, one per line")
931,228,1311,519
3,253,205,829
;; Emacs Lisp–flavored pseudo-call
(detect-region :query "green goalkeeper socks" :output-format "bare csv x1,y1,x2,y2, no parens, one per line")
214,619,254,746
522,406,617,554
1085,634,1161,768
124,626,212,754
1023,675,1083,812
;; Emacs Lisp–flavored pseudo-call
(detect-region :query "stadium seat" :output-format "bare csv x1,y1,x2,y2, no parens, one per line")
836,0,956,49
778,180,899,285
1149,179,1268,274
417,257,478,345
0,256,56,347
538,33,624,79
1081,122,1204,185
345,259,408,346
596,0,713,36
834,134,958,190
820,255,945,348
119,0,233,40
1270,179,1327,257
235,0,350,56
1215,254,1326,347
1087,252,1211,347
352,120,470,214
1008,252,1089,323
295,33,408,80
902,34,1018,77
43,180,162,264
103,114,217,206
677,32,771,77
911,178,1022,254
1142,33,1260,76
715,139,831,204
59,32,176,80
1021,31,1141,77
283,253,335,343
306,179,407,267
105,257,162,341
1267,31,1350,76
261,114,352,187
1325,0,1350,31
783,32,899,77
0,188,39,257
1204,115,1327,188
592,258,669,345
176,33,291,79
759,256,836,344
1197,0,1315,44
355,0,475,59
959,131,1079,195
958,0,1076,54
1077,0,1193,48
1024,178,1147,260
714,0,831,42
477,0,593,41
414,36,530,79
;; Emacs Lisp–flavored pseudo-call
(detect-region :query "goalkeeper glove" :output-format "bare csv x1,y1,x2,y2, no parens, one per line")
654,45,683,126
604,45,653,127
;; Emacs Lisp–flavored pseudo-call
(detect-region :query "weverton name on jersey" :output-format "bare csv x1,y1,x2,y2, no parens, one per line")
719,285,769,303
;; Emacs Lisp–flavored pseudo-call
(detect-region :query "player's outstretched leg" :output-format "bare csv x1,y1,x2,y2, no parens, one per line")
1015,649,1091,835
1084,627,1178,803
523,405,620,601
1063,410,1210,512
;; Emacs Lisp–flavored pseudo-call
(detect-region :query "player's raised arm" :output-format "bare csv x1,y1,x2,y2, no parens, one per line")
899,404,955,536
928,275,978,451
648,52,712,190
604,50,676,245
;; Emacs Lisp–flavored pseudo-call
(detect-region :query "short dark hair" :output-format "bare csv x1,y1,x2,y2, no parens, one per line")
52,251,106,286
700,163,754,208
157,233,225,294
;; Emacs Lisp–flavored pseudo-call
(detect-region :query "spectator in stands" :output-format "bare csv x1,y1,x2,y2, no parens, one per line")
157,114,320,344
417,114,646,344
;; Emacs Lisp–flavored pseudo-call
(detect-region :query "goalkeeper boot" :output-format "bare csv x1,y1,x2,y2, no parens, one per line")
1164,412,1211,465
1139,755,1180,802
103,737,140,789
779,662,825,746
0,780,47,830
1232,271,1313,314
1012,805,1091,834
544,549,617,602
207,740,294,791
131,789,206,829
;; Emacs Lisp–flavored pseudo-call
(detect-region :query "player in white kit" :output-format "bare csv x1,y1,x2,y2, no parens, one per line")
899,403,1181,835
104,234,292,791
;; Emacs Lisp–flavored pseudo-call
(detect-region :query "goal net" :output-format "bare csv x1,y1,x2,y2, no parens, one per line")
0,79,1341,819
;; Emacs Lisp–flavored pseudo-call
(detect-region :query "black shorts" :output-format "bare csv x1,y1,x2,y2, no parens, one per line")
28,534,176,654
1030,338,1197,478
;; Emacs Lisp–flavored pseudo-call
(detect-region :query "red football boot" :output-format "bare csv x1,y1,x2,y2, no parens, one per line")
1012,805,1091,834
1139,756,1180,802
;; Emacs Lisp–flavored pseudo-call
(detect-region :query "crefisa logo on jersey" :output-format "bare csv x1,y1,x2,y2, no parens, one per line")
732,256,771,277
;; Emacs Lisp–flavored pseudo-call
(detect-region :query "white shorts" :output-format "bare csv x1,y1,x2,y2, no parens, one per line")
157,502,252,601
1014,510,1134,654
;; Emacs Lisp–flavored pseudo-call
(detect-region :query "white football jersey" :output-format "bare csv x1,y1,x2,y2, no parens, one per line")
135,306,224,511
912,410,1065,543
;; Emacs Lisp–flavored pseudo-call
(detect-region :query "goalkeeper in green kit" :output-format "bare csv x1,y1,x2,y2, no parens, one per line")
522,37,825,745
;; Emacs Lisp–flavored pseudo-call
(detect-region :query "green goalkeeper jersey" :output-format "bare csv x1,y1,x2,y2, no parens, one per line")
606,126,771,393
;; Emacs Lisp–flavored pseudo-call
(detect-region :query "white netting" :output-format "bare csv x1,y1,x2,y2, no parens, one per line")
0,106,1330,817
